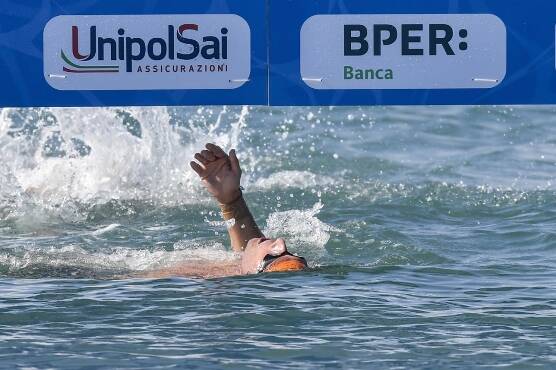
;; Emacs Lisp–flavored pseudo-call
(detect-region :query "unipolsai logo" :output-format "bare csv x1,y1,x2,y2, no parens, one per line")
63,24,229,73
44,15,251,90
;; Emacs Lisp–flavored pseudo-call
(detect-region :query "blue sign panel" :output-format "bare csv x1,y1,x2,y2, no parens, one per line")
3,0,556,107
0,0,267,107
269,0,556,106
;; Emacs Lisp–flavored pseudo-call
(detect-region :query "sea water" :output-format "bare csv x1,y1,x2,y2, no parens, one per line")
1,105,555,368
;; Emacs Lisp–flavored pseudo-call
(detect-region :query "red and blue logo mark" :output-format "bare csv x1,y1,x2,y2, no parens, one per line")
62,26,119,73
62,24,228,73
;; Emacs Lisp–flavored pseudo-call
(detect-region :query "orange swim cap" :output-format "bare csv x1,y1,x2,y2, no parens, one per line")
260,253,307,273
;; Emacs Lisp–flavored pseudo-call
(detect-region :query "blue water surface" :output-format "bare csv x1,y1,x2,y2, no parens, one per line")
1,105,555,369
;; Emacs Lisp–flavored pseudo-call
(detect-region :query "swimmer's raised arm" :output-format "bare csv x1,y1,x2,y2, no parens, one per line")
141,143,306,279
190,143,263,252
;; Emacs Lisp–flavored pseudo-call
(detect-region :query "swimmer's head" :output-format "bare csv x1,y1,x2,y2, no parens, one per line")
240,237,307,274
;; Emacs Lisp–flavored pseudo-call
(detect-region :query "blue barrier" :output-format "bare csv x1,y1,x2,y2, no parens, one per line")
0,0,267,107
269,0,556,106
1,0,556,107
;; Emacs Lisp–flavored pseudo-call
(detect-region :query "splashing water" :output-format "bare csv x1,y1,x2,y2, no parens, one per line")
0,106,335,276
0,240,235,278
0,106,252,224
254,170,335,190
2,105,556,369
263,202,338,263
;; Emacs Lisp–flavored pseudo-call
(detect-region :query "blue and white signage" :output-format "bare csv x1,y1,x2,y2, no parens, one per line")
0,0,266,107
2,0,556,107
44,14,251,90
269,0,556,106
300,14,506,90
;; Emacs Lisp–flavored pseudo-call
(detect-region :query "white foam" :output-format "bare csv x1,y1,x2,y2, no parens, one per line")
254,170,335,190
263,202,337,260
0,241,237,276
91,223,121,236
0,106,252,223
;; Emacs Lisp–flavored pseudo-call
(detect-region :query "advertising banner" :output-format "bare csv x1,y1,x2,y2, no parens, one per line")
0,0,266,107
300,14,506,90
2,0,556,106
269,0,556,106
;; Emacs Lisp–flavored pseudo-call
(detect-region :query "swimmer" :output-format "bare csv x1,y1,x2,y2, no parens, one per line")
144,143,308,279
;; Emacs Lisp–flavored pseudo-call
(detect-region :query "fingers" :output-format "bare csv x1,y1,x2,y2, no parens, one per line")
229,149,241,176
190,161,204,176
194,153,208,165
194,145,219,166
205,143,227,158
192,143,232,175
201,150,216,161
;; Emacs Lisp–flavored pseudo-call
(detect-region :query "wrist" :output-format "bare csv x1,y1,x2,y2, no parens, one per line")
217,188,242,205
219,190,249,221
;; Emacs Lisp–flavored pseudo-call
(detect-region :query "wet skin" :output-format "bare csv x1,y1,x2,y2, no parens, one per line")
240,237,307,274
139,143,308,278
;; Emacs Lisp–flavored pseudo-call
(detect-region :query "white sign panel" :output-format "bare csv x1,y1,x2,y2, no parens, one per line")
44,14,251,90
301,14,506,90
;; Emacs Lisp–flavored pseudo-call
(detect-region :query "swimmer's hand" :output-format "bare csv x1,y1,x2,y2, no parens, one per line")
190,143,242,204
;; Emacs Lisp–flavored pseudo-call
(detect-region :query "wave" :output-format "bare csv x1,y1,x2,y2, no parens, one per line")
0,241,236,279
348,180,556,210
254,170,335,190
